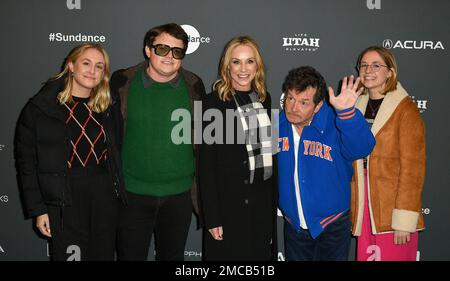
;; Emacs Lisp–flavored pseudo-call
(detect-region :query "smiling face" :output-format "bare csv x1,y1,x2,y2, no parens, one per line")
145,32,184,82
359,50,393,96
229,44,257,91
68,47,105,97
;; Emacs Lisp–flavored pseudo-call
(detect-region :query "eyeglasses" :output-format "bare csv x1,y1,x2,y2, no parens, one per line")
357,63,389,72
150,44,186,60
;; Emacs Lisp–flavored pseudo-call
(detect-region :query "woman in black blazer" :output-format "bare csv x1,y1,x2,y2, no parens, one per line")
199,36,277,261
15,43,125,260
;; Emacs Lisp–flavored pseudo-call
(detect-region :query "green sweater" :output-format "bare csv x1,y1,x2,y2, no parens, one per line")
122,69,194,196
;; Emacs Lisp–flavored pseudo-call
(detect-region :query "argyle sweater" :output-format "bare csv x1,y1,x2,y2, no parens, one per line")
64,96,107,168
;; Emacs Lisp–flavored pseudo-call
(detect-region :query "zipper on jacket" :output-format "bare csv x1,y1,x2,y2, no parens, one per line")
61,124,71,232
103,110,120,200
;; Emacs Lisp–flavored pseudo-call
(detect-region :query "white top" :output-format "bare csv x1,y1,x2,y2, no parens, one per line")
292,124,308,229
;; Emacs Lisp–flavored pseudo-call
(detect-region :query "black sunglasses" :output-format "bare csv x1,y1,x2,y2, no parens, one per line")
150,44,186,60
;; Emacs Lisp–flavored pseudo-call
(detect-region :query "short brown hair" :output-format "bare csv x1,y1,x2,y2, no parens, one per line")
143,23,188,50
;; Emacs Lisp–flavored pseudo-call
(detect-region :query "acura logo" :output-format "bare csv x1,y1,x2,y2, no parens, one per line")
383,39,393,49
382,39,444,50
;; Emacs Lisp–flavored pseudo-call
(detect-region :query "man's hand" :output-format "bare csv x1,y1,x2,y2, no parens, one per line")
328,75,364,111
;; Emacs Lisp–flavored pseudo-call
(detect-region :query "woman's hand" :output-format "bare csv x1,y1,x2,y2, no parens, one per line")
208,226,223,241
36,213,51,237
394,230,411,245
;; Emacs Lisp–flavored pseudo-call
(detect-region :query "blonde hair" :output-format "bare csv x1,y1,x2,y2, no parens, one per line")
357,46,398,95
53,43,111,113
214,36,267,102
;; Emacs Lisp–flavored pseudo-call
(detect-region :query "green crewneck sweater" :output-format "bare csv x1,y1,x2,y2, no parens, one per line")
122,68,194,196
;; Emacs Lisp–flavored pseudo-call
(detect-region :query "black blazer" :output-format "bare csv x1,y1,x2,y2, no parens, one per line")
198,91,278,260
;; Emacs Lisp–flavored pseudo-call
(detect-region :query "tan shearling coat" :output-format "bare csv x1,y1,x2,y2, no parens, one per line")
350,82,426,235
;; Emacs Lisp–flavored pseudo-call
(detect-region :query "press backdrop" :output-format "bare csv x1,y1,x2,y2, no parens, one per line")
1,0,449,260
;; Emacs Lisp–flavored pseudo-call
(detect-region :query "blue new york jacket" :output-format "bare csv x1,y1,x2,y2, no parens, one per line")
277,102,375,239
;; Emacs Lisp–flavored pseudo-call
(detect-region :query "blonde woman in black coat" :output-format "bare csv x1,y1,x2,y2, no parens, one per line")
15,43,125,261
198,36,277,261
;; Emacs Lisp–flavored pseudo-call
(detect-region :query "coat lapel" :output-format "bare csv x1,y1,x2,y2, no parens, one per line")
355,82,409,137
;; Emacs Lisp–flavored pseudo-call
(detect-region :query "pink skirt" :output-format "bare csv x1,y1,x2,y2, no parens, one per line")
356,170,419,261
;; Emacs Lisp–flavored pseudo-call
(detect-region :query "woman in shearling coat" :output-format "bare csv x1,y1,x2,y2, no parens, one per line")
350,46,426,261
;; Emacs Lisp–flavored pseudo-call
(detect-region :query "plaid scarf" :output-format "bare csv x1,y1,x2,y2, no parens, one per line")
233,91,273,184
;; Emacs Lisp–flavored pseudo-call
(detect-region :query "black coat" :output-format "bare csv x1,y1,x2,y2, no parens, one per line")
198,91,278,261
15,77,126,218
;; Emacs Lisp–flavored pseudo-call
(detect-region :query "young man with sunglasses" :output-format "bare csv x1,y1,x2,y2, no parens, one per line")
110,23,206,261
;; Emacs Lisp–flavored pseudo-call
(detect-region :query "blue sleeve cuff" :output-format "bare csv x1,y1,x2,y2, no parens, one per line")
336,106,356,120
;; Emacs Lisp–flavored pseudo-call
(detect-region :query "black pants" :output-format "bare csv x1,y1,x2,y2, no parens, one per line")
47,165,119,261
284,212,351,261
117,190,192,261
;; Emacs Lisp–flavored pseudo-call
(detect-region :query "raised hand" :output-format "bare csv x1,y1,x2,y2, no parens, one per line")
328,75,364,111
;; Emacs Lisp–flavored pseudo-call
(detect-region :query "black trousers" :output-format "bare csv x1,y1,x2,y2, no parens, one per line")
117,190,192,261
47,165,119,261
284,212,351,261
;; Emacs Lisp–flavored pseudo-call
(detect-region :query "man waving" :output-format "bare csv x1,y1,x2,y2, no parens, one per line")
278,66,375,261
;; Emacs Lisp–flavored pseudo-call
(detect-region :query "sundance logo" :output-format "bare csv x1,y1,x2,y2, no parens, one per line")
66,0,81,10
181,25,211,55
282,33,320,52
383,39,445,50
411,96,429,113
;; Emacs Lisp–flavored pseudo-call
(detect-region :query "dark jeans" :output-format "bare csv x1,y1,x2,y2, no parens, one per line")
116,190,192,261
48,165,119,261
284,212,351,261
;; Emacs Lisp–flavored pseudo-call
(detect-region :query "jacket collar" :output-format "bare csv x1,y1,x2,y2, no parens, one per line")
30,76,67,121
140,62,181,89
123,60,198,88
355,82,408,136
